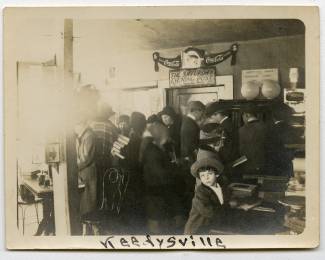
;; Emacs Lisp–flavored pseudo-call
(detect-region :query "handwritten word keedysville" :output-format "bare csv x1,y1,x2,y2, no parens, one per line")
100,235,226,249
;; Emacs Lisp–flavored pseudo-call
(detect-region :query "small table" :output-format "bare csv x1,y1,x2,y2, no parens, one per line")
23,178,53,197
22,177,54,235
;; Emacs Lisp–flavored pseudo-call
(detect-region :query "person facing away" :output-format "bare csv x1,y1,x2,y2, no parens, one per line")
159,106,182,157
238,103,267,176
74,112,97,221
117,112,147,233
139,114,160,164
264,102,295,178
180,100,206,217
117,114,131,137
142,122,183,234
89,101,119,208
180,101,206,163
123,111,147,171
184,149,229,235
205,102,239,165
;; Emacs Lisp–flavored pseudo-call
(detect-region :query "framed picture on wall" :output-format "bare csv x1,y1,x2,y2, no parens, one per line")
45,143,60,163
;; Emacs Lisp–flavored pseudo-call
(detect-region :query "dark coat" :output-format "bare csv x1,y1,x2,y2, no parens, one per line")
143,142,176,189
239,119,267,174
142,142,182,220
167,119,181,158
219,117,239,164
264,121,294,177
180,116,200,161
184,182,229,234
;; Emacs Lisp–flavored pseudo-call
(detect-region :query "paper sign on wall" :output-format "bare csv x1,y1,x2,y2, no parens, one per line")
242,68,278,84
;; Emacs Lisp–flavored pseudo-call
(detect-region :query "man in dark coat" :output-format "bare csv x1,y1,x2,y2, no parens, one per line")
180,101,206,162
119,112,147,233
180,101,206,217
142,122,183,234
205,102,238,165
264,102,295,177
238,103,267,177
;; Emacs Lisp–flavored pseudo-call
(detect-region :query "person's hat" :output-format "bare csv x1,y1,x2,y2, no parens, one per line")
191,149,224,178
270,101,294,121
147,114,160,124
130,112,147,134
160,106,177,118
97,101,115,117
200,130,220,140
205,102,229,117
118,114,130,123
240,103,258,114
201,122,219,133
188,101,205,112
148,122,169,145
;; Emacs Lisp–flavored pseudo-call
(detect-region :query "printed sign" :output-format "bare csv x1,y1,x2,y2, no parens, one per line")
169,68,216,88
242,68,279,85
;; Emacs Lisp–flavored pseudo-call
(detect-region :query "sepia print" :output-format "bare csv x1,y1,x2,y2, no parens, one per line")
4,6,319,249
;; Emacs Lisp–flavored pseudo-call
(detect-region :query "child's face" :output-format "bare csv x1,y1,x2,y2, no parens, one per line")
199,169,218,187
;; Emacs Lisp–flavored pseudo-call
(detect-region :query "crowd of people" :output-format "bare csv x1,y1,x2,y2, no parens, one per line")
74,85,295,235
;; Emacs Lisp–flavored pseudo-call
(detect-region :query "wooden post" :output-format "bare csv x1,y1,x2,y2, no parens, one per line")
62,19,81,235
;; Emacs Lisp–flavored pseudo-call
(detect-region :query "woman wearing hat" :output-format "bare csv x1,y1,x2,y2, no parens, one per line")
159,106,182,157
184,149,229,235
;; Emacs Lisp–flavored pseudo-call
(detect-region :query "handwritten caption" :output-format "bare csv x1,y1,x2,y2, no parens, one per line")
100,235,226,249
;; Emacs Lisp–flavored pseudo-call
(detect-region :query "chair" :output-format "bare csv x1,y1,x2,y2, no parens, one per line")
17,184,43,235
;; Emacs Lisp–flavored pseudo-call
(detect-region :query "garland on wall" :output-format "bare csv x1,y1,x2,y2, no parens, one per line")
153,43,238,72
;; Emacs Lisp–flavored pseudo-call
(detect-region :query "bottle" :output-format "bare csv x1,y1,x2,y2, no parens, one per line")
289,68,299,90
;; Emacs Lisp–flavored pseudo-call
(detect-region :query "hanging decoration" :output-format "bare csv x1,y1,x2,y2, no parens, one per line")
152,52,181,72
204,43,238,66
153,43,238,72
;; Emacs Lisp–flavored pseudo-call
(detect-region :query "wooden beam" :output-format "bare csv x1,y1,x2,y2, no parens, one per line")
63,19,81,235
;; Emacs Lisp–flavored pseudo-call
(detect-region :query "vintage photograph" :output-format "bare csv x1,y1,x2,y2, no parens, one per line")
4,6,319,249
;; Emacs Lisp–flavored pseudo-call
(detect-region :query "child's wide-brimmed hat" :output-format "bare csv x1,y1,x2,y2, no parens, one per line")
191,149,224,178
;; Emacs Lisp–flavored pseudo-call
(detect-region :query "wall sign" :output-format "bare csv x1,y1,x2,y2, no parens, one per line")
169,68,216,88
153,44,238,72
242,68,279,85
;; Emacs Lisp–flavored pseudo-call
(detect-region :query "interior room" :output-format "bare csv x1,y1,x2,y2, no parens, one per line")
11,18,306,236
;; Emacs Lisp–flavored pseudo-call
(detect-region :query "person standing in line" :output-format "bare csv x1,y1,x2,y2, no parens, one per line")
75,113,98,234
119,111,147,234
264,102,295,178
89,101,119,210
205,102,238,165
117,114,131,137
180,101,206,217
159,106,182,158
142,122,183,234
238,103,267,179
139,114,160,165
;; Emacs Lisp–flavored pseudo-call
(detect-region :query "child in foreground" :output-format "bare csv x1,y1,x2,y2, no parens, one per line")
184,149,229,235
